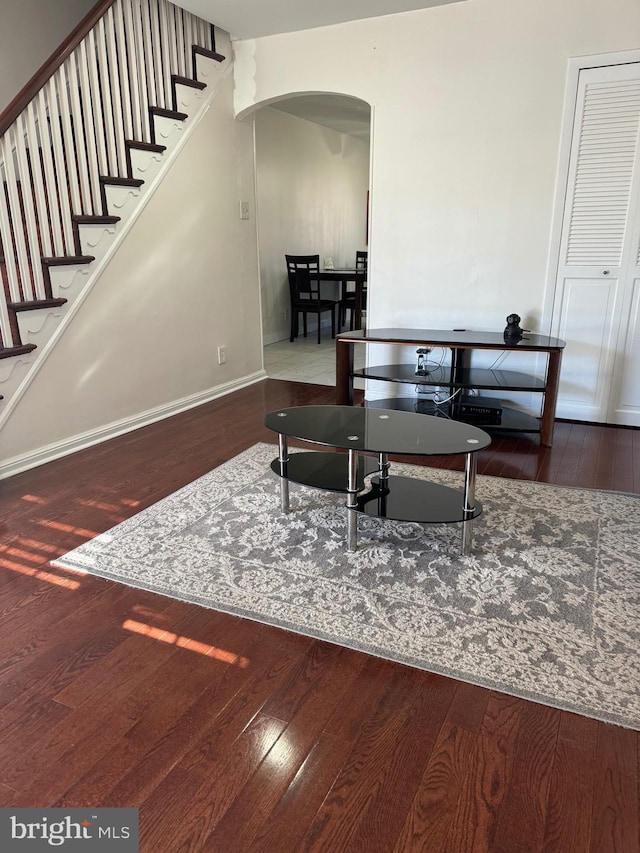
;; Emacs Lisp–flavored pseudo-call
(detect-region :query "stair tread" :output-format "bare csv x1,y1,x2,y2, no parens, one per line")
150,106,188,120
41,255,95,265
99,176,144,187
0,343,37,359
125,140,167,153
172,75,206,90
72,215,121,224
8,298,67,311
193,45,225,62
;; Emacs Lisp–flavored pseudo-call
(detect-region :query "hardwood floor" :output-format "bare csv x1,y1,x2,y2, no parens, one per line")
0,378,638,851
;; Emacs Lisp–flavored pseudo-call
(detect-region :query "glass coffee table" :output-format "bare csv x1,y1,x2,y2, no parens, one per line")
264,405,491,555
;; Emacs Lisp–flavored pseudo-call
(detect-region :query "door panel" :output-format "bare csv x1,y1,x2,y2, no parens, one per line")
552,61,640,424
554,277,620,417
611,276,640,425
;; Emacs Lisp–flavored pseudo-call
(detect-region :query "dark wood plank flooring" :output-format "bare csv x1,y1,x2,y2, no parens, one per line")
0,378,638,852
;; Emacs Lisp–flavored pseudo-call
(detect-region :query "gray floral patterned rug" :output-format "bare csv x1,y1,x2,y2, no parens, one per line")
54,442,640,729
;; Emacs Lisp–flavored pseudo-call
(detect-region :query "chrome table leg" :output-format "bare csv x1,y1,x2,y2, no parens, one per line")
347,448,359,551
462,451,477,555
278,434,290,512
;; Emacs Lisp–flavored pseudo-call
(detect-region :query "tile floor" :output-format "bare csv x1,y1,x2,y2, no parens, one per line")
263,337,365,387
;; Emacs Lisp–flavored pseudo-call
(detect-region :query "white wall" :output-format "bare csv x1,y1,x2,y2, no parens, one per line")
0,0,97,113
235,0,640,339
1,73,262,469
254,108,370,343
3,0,639,471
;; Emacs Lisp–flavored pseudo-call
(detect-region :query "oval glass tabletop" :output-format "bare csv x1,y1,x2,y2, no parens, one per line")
264,405,491,456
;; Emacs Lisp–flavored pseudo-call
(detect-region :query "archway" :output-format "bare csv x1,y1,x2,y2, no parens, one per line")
244,92,371,384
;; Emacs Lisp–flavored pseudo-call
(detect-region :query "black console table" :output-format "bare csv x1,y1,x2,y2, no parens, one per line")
336,328,566,447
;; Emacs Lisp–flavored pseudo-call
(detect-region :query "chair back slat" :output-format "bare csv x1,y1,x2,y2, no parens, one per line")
286,254,320,301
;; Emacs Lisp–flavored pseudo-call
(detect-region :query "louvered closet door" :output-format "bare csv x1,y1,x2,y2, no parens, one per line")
552,62,640,425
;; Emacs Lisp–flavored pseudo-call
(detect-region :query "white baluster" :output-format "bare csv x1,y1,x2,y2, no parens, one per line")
0,137,23,305
148,0,166,110
103,10,128,177
186,13,196,73
96,17,123,177
2,139,29,300
85,32,109,179
200,18,211,52
124,3,147,142
14,117,46,299
166,2,179,81
141,0,158,112
54,69,82,218
0,267,13,346
76,42,103,213
112,0,134,145
0,179,14,340
24,102,53,258
158,0,173,106
65,54,96,215
175,6,186,79
132,0,151,141
39,86,73,255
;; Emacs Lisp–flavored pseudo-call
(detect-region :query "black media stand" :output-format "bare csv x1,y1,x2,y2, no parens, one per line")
335,328,566,447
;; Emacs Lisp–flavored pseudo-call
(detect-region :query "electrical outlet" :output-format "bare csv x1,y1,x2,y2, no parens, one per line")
239,201,250,220
217,346,226,365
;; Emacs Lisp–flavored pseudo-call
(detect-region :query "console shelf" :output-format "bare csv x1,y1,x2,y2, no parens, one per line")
336,328,566,447
355,364,546,392
367,397,541,433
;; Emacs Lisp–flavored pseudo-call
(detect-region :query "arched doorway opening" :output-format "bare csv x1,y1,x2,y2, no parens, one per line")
245,92,372,385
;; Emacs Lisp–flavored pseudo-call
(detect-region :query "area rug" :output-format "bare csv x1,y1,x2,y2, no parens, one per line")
54,442,640,730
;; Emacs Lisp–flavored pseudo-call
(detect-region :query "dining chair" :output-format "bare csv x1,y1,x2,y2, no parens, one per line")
339,251,368,331
285,254,340,343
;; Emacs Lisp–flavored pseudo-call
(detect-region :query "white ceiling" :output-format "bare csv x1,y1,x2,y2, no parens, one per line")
174,1,463,138
174,0,462,40
267,94,372,141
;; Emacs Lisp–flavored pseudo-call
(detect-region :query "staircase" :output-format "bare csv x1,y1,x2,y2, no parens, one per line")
0,0,230,420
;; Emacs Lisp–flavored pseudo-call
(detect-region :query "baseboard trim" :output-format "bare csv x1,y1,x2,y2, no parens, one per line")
0,370,267,481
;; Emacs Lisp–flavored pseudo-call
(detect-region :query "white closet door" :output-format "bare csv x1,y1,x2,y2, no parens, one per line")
609,196,640,424
552,62,640,424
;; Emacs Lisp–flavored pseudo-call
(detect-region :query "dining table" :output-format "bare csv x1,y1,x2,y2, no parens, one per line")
318,268,367,329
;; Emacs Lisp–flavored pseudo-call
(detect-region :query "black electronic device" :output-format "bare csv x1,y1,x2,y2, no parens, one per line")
459,395,503,424
415,347,432,376
504,313,527,343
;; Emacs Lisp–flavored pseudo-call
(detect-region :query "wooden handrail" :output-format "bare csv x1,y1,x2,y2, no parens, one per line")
0,0,116,138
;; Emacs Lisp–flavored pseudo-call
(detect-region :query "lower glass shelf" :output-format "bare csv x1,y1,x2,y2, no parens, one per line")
357,476,483,524
365,397,541,433
270,452,378,493
270,457,482,524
